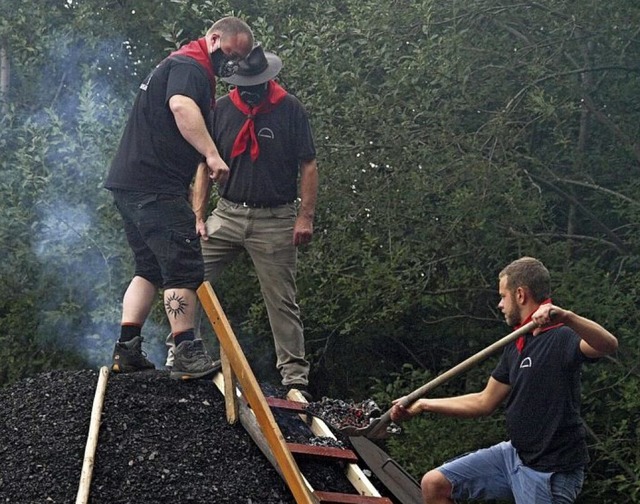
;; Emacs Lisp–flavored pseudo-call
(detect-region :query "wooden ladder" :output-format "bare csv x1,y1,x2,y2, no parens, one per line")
198,282,393,504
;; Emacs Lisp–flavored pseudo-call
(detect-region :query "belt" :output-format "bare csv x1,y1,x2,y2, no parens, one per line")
223,197,294,209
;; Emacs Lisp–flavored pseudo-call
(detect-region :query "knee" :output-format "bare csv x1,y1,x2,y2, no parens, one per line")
421,469,452,503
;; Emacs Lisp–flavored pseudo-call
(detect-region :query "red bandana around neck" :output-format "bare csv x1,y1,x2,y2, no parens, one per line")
169,38,216,108
229,80,288,162
514,298,564,354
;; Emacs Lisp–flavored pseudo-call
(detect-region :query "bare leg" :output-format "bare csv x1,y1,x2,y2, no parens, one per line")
422,470,454,504
163,288,198,334
121,276,157,325
166,287,219,380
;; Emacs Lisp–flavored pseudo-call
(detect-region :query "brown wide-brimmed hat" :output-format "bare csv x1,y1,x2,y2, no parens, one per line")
221,44,283,86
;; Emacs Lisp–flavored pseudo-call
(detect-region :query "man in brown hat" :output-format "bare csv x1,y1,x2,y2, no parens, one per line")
172,45,318,399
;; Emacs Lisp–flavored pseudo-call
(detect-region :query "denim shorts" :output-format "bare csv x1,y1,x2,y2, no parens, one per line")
438,441,584,503
112,190,203,290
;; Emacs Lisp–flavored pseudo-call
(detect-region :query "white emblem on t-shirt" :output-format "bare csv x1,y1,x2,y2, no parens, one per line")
520,357,532,368
257,128,275,139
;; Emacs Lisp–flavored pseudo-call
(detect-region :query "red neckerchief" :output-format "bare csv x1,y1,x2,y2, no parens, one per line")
515,298,564,354
229,80,288,162
170,38,216,108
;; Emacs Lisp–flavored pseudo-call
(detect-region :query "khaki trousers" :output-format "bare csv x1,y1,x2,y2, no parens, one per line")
201,198,309,386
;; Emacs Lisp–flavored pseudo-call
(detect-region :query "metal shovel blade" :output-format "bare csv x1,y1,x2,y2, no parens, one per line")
349,436,422,504
341,320,537,439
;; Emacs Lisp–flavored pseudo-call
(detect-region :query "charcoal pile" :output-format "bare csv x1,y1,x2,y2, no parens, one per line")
0,369,366,504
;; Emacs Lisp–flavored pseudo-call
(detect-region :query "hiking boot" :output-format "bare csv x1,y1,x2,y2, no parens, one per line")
111,336,156,373
170,339,221,380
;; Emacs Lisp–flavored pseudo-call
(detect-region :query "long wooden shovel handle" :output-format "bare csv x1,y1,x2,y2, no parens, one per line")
367,320,537,438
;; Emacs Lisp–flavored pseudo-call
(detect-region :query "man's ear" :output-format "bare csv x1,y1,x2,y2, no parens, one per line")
209,33,220,51
515,286,527,305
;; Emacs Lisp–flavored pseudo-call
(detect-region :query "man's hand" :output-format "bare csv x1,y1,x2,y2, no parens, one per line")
293,214,314,246
196,217,209,240
390,397,424,422
205,154,230,185
531,303,566,335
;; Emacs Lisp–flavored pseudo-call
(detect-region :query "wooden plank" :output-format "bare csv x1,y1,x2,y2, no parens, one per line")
198,282,318,504
213,362,389,504
213,373,323,498
76,366,110,504
314,491,393,504
287,442,359,463
219,348,238,424
213,373,283,477
266,396,309,413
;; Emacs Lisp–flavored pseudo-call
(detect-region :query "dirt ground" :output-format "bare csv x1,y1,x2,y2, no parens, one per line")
0,369,392,504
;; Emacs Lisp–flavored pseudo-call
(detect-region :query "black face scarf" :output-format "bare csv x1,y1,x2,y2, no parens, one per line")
210,48,238,78
238,82,269,107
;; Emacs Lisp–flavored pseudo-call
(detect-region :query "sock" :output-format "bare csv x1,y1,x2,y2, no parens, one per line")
173,329,195,346
119,323,142,343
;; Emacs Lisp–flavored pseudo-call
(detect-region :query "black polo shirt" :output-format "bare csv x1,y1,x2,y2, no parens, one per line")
492,326,595,472
211,93,316,206
105,55,212,197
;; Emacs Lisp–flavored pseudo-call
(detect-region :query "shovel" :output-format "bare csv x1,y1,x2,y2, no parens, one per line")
341,320,538,439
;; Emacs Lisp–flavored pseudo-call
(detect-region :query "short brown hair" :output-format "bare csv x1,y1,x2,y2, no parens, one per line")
499,257,551,303
207,16,254,44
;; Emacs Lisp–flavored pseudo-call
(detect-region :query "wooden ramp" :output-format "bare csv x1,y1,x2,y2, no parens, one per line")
198,282,393,504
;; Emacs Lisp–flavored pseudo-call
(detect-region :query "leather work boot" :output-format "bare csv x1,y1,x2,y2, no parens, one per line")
111,336,156,373
170,340,221,380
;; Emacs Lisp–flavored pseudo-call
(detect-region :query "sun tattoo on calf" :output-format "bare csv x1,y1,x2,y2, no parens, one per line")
165,292,188,319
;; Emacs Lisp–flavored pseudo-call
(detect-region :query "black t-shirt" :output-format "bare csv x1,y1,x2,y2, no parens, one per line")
105,55,212,197
492,326,595,471
211,93,316,205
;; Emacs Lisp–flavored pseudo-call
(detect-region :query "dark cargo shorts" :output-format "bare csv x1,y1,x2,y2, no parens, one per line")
112,190,204,290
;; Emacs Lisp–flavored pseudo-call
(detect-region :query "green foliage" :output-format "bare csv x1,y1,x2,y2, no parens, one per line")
2,0,639,500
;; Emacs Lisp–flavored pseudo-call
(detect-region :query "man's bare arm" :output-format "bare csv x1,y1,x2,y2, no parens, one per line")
192,162,212,238
169,95,229,185
531,303,618,358
391,377,511,422
293,159,318,246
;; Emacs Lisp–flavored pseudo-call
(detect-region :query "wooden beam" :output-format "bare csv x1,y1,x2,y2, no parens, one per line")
219,348,238,424
198,282,318,504
314,491,393,504
76,366,110,504
287,443,359,463
266,396,309,413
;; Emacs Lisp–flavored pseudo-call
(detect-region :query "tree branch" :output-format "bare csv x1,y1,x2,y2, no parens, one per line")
526,172,629,254
584,422,639,483
581,93,640,164
507,228,622,251
504,66,640,113
552,178,640,207
0,39,9,116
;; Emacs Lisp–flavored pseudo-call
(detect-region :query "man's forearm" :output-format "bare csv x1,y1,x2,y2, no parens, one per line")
192,162,212,220
298,159,318,219
564,311,619,355
169,95,220,159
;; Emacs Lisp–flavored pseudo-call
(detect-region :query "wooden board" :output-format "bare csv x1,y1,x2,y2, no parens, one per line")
198,282,318,504
202,281,392,504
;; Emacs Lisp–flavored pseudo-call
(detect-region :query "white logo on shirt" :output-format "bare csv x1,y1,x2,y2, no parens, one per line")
257,128,275,139
520,357,532,368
